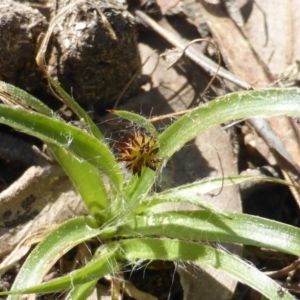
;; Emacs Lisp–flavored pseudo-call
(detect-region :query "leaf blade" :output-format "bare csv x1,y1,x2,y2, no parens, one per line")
159,88,300,158
7,217,115,299
0,105,123,190
121,238,294,300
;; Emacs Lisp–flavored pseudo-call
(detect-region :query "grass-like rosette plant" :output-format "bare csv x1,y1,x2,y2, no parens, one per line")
0,79,300,300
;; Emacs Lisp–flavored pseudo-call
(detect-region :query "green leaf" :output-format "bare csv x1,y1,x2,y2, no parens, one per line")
66,280,98,300
120,211,300,256
159,88,300,159
5,245,119,296
109,109,159,138
49,146,111,221
7,217,116,299
47,76,104,141
135,175,292,214
120,238,294,300
0,105,123,190
123,168,156,204
0,81,57,118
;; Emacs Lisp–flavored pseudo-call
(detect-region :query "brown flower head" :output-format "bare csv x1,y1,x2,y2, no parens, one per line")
116,133,162,177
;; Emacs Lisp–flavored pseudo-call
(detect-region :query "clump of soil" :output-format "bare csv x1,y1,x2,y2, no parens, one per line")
0,0,142,112
48,0,142,111
0,0,48,93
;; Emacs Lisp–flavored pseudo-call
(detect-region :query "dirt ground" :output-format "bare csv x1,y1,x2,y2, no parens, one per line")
1,0,300,299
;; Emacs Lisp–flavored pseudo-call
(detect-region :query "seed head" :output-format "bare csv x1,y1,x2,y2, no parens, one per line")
116,133,162,177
